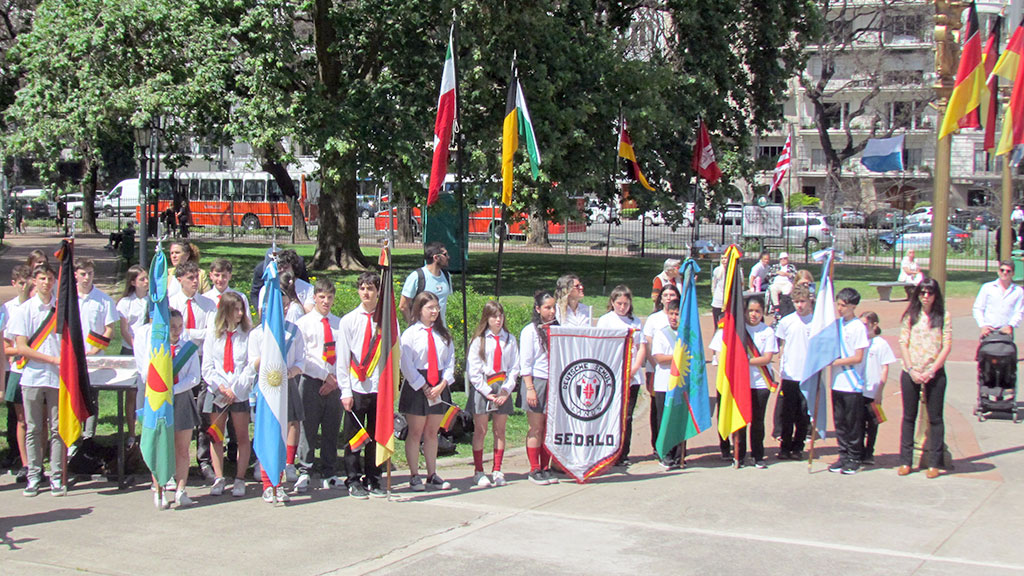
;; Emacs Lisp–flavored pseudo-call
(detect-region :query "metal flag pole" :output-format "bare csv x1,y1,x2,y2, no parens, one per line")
453,16,468,356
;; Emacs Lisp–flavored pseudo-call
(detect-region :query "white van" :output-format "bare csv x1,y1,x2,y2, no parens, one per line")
101,179,140,216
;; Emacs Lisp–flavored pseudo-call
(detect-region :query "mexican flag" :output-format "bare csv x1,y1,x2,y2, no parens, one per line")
427,24,457,207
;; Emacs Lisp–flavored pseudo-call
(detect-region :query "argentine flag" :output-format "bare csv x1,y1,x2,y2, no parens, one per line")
860,135,904,173
253,260,288,486
799,248,841,440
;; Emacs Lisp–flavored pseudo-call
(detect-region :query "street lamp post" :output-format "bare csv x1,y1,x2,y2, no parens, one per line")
134,124,152,268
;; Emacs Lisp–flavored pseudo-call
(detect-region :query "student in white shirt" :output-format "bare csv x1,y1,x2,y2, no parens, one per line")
116,265,149,355
204,258,251,315
279,273,306,325
336,272,385,499
466,300,519,488
710,252,728,325
774,283,813,460
200,291,252,498
858,311,897,466
13,264,61,496
554,274,591,327
76,258,118,441
134,310,201,508
644,284,681,452
294,278,344,492
649,300,682,469
596,285,647,467
3,264,32,483
828,288,870,475
398,291,455,492
520,290,557,485
248,285,305,503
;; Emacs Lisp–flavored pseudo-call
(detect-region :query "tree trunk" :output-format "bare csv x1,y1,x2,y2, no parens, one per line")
80,159,99,234
261,158,310,241
312,148,369,270
397,195,414,242
525,207,551,247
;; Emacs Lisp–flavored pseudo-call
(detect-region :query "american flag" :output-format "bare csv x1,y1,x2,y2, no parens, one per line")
768,133,791,193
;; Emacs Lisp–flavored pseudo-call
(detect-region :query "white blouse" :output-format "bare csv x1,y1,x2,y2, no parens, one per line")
518,323,551,381
399,322,455,391
467,329,520,397
201,325,251,399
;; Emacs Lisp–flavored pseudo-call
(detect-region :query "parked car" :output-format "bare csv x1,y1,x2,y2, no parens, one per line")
51,193,104,219
877,223,971,252
762,211,834,250
642,210,666,226
905,206,933,225
831,207,866,228
642,203,694,227
101,179,141,216
14,188,52,219
951,207,998,230
865,208,907,229
356,194,376,219
586,198,619,224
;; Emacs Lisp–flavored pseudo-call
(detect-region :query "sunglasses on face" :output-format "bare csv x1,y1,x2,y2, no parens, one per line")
919,290,935,296
1000,268,1013,273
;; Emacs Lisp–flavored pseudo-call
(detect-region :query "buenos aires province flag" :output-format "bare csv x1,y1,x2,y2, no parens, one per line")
799,248,841,440
141,248,175,485
254,261,288,486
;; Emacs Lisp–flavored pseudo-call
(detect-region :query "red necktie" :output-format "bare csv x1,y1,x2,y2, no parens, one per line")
425,326,439,386
492,333,502,373
322,317,336,365
186,299,196,330
224,331,234,373
359,312,373,362
171,344,178,384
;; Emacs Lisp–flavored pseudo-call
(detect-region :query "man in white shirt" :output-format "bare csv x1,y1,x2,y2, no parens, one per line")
75,259,118,440
294,278,343,491
973,260,1024,337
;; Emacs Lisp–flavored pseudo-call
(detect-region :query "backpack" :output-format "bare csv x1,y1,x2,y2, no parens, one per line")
414,267,452,298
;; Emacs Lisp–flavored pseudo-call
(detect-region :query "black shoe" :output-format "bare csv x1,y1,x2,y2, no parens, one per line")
347,483,370,499
789,450,803,460
15,466,28,484
776,451,791,460
828,461,844,473
841,465,858,475
862,455,875,465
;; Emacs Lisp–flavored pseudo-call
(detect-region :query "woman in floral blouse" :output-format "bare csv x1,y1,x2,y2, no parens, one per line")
897,277,952,479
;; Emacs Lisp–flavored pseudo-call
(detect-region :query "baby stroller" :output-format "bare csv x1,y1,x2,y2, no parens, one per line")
975,333,1019,422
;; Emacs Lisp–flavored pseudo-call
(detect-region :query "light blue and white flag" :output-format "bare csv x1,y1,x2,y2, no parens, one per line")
860,135,904,173
253,260,288,486
799,248,841,440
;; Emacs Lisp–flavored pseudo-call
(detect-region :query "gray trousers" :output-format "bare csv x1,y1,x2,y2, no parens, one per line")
23,386,63,483
298,375,341,478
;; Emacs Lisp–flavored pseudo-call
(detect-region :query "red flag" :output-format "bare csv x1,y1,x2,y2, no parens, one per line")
618,117,655,191
768,133,792,194
427,24,457,207
56,239,94,447
982,14,1002,152
692,120,722,185
374,247,400,466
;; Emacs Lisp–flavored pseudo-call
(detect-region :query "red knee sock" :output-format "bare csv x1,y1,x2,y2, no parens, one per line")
527,446,541,471
492,449,504,472
261,469,272,490
286,444,297,465
472,449,484,472
540,445,551,470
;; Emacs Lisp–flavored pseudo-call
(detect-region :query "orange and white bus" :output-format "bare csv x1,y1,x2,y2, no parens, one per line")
141,171,320,231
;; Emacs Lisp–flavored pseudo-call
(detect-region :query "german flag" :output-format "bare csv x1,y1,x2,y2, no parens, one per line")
940,2,986,139
618,116,655,191
440,404,459,432
348,427,370,452
374,246,401,467
86,330,111,351
982,14,1002,152
715,245,751,441
56,239,94,448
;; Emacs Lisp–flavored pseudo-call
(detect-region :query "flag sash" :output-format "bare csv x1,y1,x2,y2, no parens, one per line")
348,333,382,382
86,330,110,350
15,307,56,370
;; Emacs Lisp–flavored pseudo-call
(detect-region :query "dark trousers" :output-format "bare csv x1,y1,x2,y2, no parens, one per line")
651,391,681,463
900,369,946,468
343,391,381,489
298,375,342,477
735,388,770,461
778,379,809,454
620,385,639,460
4,402,17,468
195,387,213,468
717,394,732,456
862,398,880,459
831,389,865,466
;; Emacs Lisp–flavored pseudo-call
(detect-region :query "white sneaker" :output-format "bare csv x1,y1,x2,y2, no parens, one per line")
164,479,177,491
284,464,298,483
153,490,163,510
293,473,310,493
231,478,246,497
275,486,290,502
262,487,275,503
175,490,194,507
50,480,66,497
473,472,492,488
492,471,507,487
210,477,226,496
322,476,340,490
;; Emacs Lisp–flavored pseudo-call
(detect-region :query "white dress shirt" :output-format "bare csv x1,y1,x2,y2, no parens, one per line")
467,329,520,397
557,302,592,327
295,310,341,381
203,287,251,315
973,279,1024,330
399,322,455,391
116,293,149,346
201,326,251,399
10,294,59,389
336,305,380,397
79,285,118,352
518,323,550,380
169,291,217,345
596,311,646,386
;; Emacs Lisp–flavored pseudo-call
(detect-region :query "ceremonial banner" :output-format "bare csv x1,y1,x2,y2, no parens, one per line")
546,326,629,483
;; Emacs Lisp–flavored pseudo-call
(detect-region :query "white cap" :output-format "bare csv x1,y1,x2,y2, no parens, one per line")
779,252,789,259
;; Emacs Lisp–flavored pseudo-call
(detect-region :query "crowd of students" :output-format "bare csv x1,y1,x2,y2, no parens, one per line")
0,241,959,509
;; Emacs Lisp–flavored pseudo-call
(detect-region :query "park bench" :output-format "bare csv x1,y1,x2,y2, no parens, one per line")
868,281,916,302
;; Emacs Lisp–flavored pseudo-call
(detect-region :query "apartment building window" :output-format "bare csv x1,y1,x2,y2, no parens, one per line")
802,185,817,197
974,149,992,173
882,14,925,43
891,101,924,129
883,70,922,86
757,145,784,170
822,102,850,130
811,149,828,170
902,148,922,169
